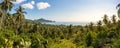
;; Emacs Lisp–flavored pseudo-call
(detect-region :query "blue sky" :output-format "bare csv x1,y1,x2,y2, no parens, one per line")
1,0,120,22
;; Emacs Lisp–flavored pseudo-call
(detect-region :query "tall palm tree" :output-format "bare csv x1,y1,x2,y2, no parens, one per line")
15,6,26,23
0,0,16,29
97,20,102,31
14,6,26,33
0,0,16,13
0,7,3,29
68,24,72,36
97,20,102,26
111,15,116,24
103,14,109,25
117,4,120,18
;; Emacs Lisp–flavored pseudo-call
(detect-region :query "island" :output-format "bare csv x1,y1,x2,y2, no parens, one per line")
35,18,55,22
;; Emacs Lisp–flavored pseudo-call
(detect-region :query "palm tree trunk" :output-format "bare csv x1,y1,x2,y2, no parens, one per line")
118,8,120,18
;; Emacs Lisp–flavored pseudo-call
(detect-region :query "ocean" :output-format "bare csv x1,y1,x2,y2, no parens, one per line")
41,22,89,26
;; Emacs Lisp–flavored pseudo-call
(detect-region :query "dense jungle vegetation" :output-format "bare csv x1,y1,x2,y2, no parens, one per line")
0,0,120,48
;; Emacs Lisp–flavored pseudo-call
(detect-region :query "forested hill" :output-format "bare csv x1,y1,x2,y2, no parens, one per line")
0,0,120,48
35,18,55,22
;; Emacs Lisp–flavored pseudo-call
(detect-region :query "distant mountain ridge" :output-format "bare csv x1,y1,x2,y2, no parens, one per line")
35,18,55,22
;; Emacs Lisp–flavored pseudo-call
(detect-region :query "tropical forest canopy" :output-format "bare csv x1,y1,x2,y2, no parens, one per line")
0,0,120,48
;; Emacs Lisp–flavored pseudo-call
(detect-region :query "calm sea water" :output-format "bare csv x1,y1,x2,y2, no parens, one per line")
41,22,88,26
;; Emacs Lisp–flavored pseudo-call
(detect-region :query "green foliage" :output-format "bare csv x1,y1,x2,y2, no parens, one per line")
0,0,120,48
50,39,76,48
112,39,120,48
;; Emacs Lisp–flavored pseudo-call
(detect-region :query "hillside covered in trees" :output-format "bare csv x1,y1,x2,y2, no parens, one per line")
0,0,120,48
35,18,55,22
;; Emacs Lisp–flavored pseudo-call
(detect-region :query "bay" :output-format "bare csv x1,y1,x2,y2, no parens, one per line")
41,22,88,26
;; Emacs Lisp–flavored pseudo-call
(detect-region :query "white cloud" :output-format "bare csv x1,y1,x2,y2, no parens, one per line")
37,2,51,10
31,1,35,5
21,3,34,9
13,0,26,4
21,1,35,9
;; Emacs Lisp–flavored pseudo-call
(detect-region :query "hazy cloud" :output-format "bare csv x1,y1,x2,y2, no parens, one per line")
21,1,35,9
13,0,26,4
22,3,34,9
21,1,51,10
37,2,51,10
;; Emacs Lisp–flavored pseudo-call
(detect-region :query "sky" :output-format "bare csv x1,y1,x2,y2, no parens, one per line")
0,0,120,22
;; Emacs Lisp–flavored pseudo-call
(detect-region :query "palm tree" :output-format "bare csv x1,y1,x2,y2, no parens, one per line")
86,32,93,46
103,14,109,25
0,0,16,29
117,4,120,18
68,24,72,38
0,0,16,13
15,6,26,23
0,8,3,18
111,15,116,24
97,20,102,31
0,7,3,29
85,25,89,32
14,6,26,33
5,13,12,26
31,23,39,33
89,22,94,31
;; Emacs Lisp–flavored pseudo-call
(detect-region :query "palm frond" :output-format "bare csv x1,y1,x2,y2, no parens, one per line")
116,4,120,9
